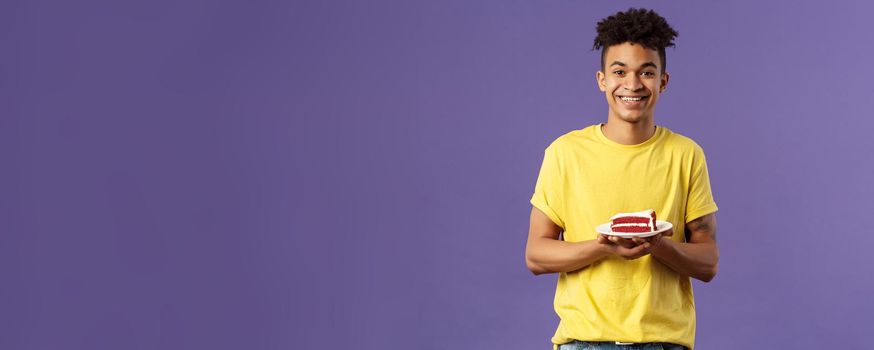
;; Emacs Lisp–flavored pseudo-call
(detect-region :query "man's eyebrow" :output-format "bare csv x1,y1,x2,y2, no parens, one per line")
641,61,658,69
609,61,659,69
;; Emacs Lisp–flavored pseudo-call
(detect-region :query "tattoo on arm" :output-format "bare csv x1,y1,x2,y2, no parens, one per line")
686,215,717,242
687,217,708,232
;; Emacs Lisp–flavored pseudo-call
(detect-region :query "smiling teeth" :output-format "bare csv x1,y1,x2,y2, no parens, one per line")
620,96,644,102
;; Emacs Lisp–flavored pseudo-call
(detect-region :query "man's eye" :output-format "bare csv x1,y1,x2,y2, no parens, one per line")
613,71,625,76
641,72,655,77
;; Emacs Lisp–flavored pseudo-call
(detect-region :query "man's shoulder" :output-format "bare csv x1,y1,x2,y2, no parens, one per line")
546,125,599,150
659,126,706,155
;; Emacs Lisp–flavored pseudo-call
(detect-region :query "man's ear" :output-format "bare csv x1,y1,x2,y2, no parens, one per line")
660,72,670,92
596,70,606,92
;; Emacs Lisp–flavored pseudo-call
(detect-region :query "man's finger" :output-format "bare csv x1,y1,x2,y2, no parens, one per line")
617,237,637,249
631,237,644,245
626,244,643,254
627,240,657,259
662,228,674,237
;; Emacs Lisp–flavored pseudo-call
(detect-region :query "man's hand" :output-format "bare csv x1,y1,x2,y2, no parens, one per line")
597,228,674,260
650,213,719,282
597,234,650,260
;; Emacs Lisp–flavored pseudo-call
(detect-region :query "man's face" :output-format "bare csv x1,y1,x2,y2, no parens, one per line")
597,42,669,124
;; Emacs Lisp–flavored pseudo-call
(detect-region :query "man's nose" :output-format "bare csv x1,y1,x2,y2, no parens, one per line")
623,75,643,91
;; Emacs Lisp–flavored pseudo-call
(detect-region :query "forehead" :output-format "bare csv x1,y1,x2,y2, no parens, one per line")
604,42,661,67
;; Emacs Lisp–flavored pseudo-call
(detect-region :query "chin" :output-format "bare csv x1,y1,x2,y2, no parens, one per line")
617,114,647,123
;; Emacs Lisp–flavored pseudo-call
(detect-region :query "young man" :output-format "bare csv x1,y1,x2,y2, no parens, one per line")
525,8,719,350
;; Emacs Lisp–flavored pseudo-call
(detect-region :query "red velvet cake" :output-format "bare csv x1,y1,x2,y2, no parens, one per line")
610,209,657,233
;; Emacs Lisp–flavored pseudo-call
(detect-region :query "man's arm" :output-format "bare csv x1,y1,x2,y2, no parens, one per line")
525,207,652,275
650,213,719,282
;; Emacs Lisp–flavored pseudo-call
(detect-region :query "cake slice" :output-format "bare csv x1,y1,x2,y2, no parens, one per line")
610,209,657,233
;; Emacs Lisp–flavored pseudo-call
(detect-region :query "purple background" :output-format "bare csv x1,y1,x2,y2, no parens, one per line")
2,0,873,349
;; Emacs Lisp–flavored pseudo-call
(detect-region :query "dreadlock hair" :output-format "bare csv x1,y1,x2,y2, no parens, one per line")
593,8,678,74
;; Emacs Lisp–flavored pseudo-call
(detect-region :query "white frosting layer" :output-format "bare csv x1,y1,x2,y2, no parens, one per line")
609,209,655,221
611,223,651,228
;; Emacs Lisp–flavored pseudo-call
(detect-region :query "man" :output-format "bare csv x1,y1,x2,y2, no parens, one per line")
525,8,719,350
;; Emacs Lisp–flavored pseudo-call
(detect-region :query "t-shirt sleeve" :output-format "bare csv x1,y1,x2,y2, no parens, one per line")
685,145,719,223
530,144,566,229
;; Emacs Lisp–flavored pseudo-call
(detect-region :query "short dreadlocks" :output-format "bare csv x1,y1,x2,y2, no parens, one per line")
594,8,678,73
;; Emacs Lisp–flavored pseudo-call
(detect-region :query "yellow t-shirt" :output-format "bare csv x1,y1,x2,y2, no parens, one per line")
530,124,718,350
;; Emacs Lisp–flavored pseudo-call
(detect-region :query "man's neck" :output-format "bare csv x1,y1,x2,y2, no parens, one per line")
601,118,656,145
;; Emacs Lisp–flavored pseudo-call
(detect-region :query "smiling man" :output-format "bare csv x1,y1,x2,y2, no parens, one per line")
525,8,719,350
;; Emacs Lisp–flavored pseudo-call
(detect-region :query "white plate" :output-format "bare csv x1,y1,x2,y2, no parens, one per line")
596,220,673,238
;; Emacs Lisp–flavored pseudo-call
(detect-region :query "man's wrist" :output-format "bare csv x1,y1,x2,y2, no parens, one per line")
591,238,613,260
651,235,675,258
